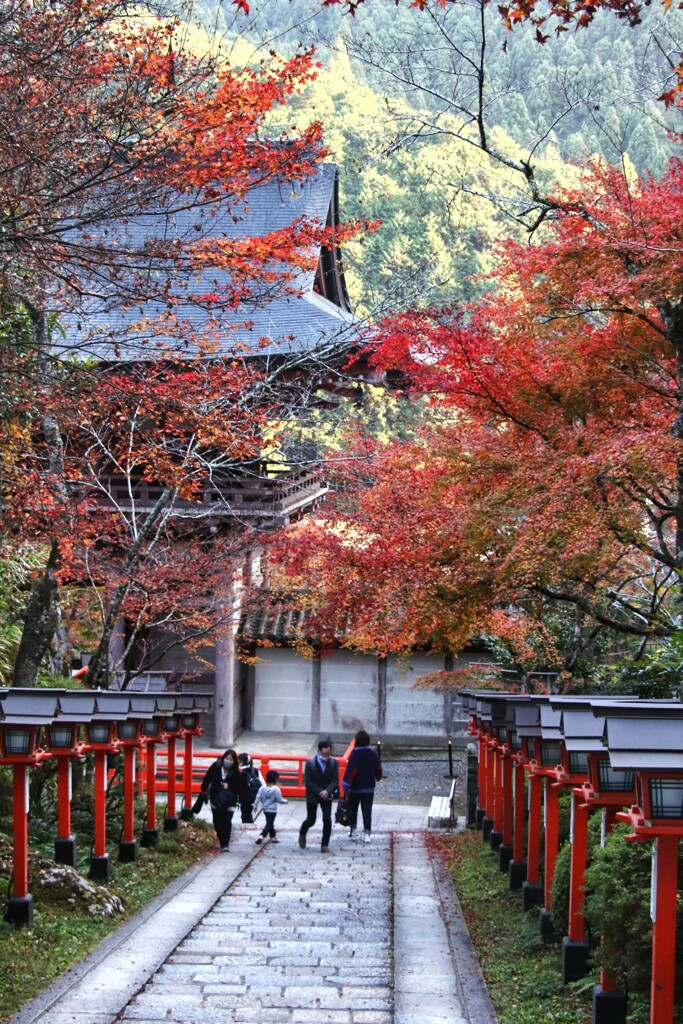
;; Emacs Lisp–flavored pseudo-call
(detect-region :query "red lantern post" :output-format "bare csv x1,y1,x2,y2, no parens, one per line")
604,710,683,1024
128,693,171,847
161,714,181,832
85,707,123,881
0,709,53,926
509,699,547,910
490,738,504,851
498,744,514,871
567,790,589,946
539,734,590,941
548,697,640,1009
467,706,488,829
561,752,634,1015
179,709,204,819
140,718,162,847
649,834,679,1024
7,760,31,926
616,780,683,1024
116,717,142,862
45,696,93,866
541,779,560,937
182,727,194,817
45,724,87,867
509,754,527,889
475,694,519,846
93,745,109,876
496,694,532,888
523,769,544,911
482,730,496,842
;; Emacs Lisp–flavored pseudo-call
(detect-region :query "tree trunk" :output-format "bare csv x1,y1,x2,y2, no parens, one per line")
663,300,683,623
12,306,69,687
13,539,60,687
86,487,175,689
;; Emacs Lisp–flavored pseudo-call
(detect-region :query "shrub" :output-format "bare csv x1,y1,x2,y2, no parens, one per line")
584,821,653,992
550,838,571,939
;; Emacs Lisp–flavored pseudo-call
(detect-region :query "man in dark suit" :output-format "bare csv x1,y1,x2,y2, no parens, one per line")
298,738,339,853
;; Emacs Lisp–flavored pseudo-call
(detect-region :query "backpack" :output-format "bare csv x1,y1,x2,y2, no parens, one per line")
244,767,262,803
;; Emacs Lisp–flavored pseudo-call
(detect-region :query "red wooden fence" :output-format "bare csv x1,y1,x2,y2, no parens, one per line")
137,739,355,800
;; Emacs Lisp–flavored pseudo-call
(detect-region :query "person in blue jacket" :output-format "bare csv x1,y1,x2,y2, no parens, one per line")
342,729,383,844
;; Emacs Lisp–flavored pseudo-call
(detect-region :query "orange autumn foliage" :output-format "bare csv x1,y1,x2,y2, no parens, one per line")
271,158,683,665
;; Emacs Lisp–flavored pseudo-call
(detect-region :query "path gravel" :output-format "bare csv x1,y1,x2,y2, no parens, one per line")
375,752,466,806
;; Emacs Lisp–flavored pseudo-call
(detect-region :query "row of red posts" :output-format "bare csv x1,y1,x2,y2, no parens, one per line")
0,688,211,926
465,690,683,1024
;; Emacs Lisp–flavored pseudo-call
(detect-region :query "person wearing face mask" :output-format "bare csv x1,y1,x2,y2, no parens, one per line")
298,737,339,854
199,748,250,851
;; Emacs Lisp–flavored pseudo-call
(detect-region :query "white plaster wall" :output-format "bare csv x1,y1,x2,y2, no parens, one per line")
250,646,471,739
385,653,446,736
252,648,312,731
320,651,379,736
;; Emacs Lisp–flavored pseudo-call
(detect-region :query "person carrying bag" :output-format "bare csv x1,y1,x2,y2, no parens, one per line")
342,729,382,844
199,748,251,851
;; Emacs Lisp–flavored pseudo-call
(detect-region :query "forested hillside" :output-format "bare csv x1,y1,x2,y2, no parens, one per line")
195,0,683,311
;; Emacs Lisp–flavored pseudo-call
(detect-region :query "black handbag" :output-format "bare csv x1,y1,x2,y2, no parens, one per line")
335,797,350,826
213,785,237,811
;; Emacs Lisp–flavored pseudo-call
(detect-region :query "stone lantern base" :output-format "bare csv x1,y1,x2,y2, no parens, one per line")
592,985,627,1024
5,894,33,927
561,937,590,984
55,836,77,867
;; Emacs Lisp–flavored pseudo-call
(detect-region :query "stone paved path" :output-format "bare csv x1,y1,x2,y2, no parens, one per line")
9,805,498,1024
124,832,393,1024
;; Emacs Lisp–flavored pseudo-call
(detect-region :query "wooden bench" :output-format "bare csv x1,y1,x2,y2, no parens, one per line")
428,778,457,828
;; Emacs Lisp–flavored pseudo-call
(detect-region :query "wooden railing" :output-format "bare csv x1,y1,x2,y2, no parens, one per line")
147,741,354,799
96,468,329,520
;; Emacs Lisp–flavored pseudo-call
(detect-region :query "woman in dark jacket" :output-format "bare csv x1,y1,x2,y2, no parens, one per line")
200,749,252,851
342,729,383,844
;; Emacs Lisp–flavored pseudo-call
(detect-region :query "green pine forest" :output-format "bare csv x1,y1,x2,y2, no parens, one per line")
193,0,683,315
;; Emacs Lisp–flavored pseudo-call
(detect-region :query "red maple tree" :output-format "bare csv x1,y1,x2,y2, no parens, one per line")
0,0,359,687
270,156,683,677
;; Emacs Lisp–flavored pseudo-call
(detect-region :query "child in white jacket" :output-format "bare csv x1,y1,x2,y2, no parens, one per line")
254,770,288,844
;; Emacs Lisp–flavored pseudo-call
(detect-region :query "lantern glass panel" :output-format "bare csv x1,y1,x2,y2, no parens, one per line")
648,777,683,819
181,715,197,730
496,726,507,742
508,730,522,750
540,740,562,767
88,723,110,744
117,721,138,740
48,725,74,748
142,720,160,737
597,760,634,793
3,729,31,755
163,716,179,733
568,751,589,775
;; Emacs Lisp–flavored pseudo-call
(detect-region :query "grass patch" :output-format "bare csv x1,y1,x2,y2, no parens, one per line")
438,829,593,1024
0,817,216,1022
